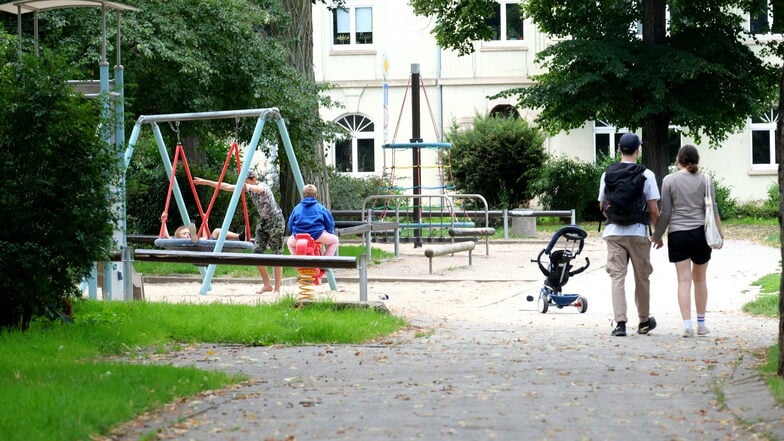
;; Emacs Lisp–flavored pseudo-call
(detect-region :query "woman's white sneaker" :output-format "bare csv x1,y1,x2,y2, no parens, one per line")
682,328,695,338
697,324,710,336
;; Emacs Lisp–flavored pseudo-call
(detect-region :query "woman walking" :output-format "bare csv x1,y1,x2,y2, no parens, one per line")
651,145,724,337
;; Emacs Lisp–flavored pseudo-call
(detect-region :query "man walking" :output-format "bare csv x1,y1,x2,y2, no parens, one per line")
598,133,661,337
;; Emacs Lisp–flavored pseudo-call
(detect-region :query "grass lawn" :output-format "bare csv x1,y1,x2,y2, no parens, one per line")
745,272,784,406
0,298,406,441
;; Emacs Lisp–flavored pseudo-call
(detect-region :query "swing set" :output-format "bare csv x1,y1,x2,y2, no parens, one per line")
155,122,253,252
124,108,338,295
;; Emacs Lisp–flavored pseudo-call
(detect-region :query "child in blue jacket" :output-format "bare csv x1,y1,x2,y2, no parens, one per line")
286,184,339,256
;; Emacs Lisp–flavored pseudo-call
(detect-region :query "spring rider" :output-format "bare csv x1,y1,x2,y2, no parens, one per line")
293,233,325,301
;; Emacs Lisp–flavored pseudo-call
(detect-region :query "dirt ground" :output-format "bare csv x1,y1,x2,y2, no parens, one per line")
140,224,782,332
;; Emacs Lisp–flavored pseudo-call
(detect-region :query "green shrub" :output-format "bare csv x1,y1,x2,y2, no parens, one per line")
327,168,391,211
709,174,739,219
0,48,119,330
532,156,604,222
760,182,780,218
445,114,547,209
734,180,778,219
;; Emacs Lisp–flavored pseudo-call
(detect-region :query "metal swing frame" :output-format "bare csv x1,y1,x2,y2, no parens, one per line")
125,108,336,296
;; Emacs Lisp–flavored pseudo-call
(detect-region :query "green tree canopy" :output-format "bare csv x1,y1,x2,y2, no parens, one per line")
6,0,337,175
410,0,778,185
2,0,343,222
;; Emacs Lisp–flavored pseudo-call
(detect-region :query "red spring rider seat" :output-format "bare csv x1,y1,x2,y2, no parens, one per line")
293,233,324,285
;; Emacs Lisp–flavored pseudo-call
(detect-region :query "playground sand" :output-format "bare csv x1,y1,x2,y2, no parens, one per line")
114,236,784,441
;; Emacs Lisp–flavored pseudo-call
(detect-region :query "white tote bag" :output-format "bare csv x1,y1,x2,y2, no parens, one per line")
704,175,723,249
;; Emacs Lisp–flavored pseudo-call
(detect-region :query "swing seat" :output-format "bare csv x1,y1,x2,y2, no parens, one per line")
154,238,253,252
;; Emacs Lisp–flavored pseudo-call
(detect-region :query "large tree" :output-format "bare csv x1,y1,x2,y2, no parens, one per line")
12,0,338,217
751,0,784,377
267,0,334,215
409,0,777,189
266,0,347,215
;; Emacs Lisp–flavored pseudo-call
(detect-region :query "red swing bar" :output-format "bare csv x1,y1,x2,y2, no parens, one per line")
198,141,252,242
159,142,252,241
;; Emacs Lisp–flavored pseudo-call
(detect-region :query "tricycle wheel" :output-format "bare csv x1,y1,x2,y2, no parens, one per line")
576,296,588,313
538,295,549,313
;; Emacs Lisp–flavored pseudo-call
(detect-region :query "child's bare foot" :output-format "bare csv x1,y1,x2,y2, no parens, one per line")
256,286,274,294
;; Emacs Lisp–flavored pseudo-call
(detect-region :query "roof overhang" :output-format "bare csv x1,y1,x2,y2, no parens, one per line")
0,0,137,15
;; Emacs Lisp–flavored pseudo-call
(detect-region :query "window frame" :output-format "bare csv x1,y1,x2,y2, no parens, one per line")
748,0,784,39
331,3,374,48
481,0,525,49
593,121,629,162
333,113,376,175
593,122,682,164
750,108,779,170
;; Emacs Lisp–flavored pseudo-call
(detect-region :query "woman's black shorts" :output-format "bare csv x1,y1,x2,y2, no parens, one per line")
667,226,711,264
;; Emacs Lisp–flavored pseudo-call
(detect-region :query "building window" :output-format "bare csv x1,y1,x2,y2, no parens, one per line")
593,121,627,161
751,108,779,166
333,5,373,46
489,104,520,119
749,1,784,34
485,1,524,41
334,114,375,173
666,128,683,165
594,121,681,163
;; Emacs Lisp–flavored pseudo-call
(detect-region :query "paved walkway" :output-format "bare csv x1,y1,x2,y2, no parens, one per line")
112,238,784,441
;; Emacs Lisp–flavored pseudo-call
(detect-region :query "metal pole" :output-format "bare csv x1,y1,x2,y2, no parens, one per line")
358,254,368,302
411,63,422,248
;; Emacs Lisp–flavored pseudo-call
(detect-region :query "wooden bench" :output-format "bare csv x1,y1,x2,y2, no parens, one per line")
448,227,495,255
423,241,476,274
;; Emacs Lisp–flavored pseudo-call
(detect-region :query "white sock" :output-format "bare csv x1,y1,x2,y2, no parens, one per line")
683,319,692,329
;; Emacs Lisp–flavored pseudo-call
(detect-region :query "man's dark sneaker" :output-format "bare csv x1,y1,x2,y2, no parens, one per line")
611,322,627,337
637,316,657,335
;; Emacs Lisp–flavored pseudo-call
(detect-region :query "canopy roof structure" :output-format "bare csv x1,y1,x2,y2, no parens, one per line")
0,0,137,57
0,0,136,14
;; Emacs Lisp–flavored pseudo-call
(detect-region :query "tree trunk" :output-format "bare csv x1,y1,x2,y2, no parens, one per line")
640,0,669,189
641,113,671,191
777,64,784,377
275,0,331,216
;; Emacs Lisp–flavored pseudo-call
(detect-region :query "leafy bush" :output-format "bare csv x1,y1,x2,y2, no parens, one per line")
327,168,391,211
445,114,547,209
0,48,119,330
531,156,604,222
733,182,778,219
708,173,739,219
764,182,780,215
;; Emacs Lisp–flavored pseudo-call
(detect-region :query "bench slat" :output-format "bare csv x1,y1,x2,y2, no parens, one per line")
424,241,476,257
448,227,496,237
123,249,359,269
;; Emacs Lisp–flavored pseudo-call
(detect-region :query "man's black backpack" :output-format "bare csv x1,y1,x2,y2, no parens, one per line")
602,162,648,226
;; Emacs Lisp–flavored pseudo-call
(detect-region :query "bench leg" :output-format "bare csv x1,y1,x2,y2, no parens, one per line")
469,249,473,266
358,254,368,302
429,257,433,274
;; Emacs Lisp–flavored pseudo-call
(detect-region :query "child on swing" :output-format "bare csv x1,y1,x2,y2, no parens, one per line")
160,213,246,241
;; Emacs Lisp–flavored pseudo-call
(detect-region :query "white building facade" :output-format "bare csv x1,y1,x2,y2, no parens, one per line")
312,0,779,203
